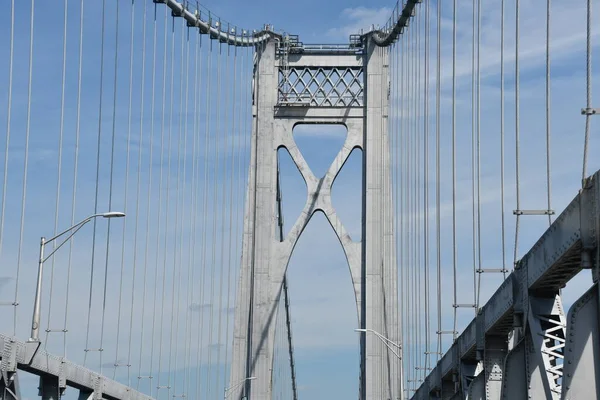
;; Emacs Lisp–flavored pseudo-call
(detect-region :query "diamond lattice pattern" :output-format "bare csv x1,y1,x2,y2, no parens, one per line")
278,67,364,107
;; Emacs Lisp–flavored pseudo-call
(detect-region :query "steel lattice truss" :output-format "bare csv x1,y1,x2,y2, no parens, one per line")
533,298,567,395
277,67,364,107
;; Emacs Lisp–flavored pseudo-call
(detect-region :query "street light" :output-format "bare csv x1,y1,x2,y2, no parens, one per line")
224,377,256,399
29,211,125,342
355,328,402,360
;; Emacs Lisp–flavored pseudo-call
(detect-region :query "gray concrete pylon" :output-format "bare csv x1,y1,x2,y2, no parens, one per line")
229,38,402,400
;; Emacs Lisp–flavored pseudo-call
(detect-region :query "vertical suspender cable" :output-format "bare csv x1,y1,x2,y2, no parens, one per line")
168,20,187,399
64,0,86,358
242,42,254,400
185,28,201,399
424,0,430,372
476,0,483,309
100,0,121,374
216,39,232,395
545,0,552,225
14,0,36,336
194,31,208,400
168,17,187,399
471,0,477,312
451,0,458,340
582,0,592,183
224,42,239,387
412,24,417,386
151,7,169,397
230,36,245,375
409,27,414,388
183,26,200,400
114,0,135,379
181,22,191,396
45,0,69,349
207,37,223,400
197,35,214,400
157,12,176,394
406,26,412,388
394,39,402,395
399,34,405,393
435,0,442,360
0,0,15,279
379,43,384,395
514,0,521,265
393,37,401,396
232,40,245,353
413,16,418,383
140,4,158,393
176,26,190,397
416,12,422,379
401,38,406,390
84,0,106,366
128,0,148,387
500,0,507,280
408,27,413,385
191,31,203,400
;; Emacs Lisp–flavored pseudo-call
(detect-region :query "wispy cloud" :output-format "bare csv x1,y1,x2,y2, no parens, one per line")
0,277,13,294
327,7,392,41
189,303,212,312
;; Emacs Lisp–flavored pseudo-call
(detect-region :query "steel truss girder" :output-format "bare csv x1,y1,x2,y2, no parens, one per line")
561,283,600,399
0,334,152,400
412,170,600,399
1,338,20,400
0,372,20,400
527,295,566,398
277,66,364,107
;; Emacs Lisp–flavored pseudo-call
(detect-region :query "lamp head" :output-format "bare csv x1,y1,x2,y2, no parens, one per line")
102,211,126,218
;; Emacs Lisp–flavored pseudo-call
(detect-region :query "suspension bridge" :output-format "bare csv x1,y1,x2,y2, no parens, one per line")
0,0,598,399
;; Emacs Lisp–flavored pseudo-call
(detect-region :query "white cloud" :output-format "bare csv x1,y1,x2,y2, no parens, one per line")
327,7,393,41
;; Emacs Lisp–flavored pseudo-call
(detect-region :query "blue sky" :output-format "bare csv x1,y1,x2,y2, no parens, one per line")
0,1,599,400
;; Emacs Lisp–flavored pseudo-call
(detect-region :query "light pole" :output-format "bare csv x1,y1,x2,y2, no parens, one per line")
29,211,125,342
355,328,402,360
224,376,256,399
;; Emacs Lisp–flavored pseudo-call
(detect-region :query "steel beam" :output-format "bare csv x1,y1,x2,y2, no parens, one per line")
0,334,152,400
561,283,600,399
413,170,600,399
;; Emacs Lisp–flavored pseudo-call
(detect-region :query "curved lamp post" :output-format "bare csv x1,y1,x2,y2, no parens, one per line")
29,212,125,342
355,328,402,360
224,377,256,399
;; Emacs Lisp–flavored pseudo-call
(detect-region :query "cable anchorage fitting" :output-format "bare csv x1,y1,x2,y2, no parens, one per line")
436,330,458,335
415,366,433,371
113,362,132,367
581,107,599,115
453,303,476,308
513,209,554,216
476,268,509,274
